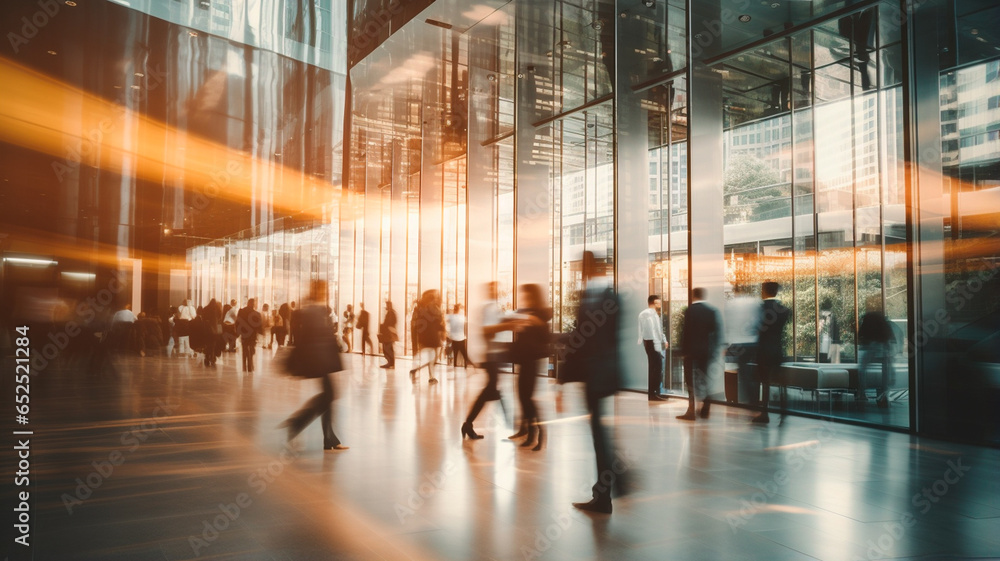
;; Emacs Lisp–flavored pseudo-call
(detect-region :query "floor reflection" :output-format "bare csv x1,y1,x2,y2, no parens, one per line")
23,351,1000,561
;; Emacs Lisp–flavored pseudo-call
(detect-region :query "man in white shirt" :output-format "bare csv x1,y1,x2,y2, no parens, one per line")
446,304,474,367
223,299,238,352
176,299,197,357
724,286,763,405
462,282,515,439
638,295,668,401
112,304,137,324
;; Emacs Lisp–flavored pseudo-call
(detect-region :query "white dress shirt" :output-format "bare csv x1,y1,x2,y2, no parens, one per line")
446,313,467,342
724,295,762,345
178,304,197,321
637,307,666,352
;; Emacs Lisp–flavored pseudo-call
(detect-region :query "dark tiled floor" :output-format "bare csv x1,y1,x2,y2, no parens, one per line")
12,349,1000,561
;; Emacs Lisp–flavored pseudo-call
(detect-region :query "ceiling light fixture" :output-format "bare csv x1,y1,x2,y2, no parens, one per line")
591,20,603,31
134,72,144,77
3,257,56,266
770,2,780,7
738,14,752,22
64,0,77,5
47,50,57,55
642,0,655,8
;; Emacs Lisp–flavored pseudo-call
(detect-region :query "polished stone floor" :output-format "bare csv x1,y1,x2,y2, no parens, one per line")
15,348,1000,561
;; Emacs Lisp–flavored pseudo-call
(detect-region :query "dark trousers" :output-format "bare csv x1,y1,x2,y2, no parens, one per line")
360,327,374,354
587,392,616,504
757,357,786,415
728,343,757,404
684,356,710,414
451,340,473,367
223,324,237,350
285,374,339,447
858,343,892,399
466,360,501,424
204,333,218,365
241,338,256,371
643,340,663,397
516,359,540,430
382,338,396,366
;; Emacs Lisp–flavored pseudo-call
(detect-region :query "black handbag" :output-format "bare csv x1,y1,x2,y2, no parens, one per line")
285,341,342,378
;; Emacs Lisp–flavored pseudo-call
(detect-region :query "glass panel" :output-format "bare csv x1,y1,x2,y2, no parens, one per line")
938,43,1000,441
642,78,688,391
712,5,911,425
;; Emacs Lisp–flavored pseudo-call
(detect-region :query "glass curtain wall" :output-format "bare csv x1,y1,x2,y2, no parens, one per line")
934,0,1000,443
715,3,910,426
188,218,339,312
644,78,689,391
342,0,998,441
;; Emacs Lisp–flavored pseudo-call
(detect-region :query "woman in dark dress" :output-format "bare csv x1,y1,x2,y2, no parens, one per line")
508,284,552,451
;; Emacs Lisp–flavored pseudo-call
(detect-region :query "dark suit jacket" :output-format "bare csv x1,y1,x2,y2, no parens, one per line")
236,307,262,340
356,309,370,329
563,286,621,398
757,298,790,363
682,301,720,360
379,309,398,342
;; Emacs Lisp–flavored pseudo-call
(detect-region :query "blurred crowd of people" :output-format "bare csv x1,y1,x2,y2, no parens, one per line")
7,246,906,516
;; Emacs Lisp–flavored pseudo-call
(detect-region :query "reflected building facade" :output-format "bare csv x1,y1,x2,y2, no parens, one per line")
338,0,999,444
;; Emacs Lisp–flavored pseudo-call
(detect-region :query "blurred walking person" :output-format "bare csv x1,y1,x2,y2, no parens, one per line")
446,304,474,368
223,299,238,352
273,306,287,347
202,298,223,366
508,284,551,451
176,299,197,357
462,282,514,440
237,298,262,373
357,303,374,355
562,252,626,514
410,290,445,384
678,288,721,421
280,281,348,451
752,282,790,424
261,303,273,349
379,301,398,369
857,295,894,409
341,304,355,353
288,301,299,345
725,286,762,405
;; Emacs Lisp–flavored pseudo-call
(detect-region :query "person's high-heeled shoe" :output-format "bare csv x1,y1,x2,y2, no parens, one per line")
461,422,484,440
520,425,538,448
531,425,545,451
508,426,528,440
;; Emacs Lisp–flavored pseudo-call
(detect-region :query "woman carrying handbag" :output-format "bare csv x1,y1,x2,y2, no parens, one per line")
279,280,349,451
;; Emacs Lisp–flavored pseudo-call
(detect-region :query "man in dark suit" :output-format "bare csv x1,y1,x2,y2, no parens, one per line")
563,251,625,515
678,287,721,421
357,303,374,355
753,281,790,424
378,300,398,368
236,298,262,373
